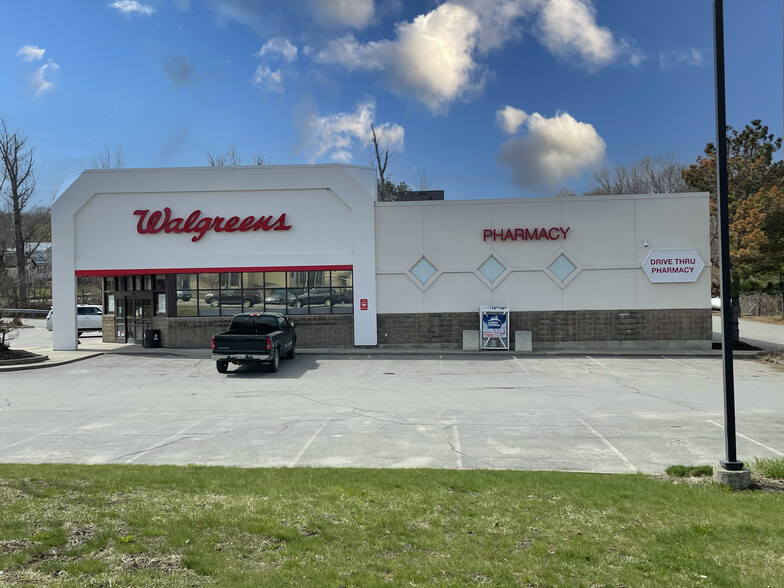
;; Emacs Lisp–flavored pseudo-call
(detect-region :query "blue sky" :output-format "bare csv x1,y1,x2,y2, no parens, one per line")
2,0,782,205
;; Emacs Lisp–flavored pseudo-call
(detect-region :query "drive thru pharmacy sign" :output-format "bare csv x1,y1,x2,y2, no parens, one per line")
642,249,705,283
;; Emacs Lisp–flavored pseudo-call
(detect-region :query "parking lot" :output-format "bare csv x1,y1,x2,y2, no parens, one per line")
2,333,782,473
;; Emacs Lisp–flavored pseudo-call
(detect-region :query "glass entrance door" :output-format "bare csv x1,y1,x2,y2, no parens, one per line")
115,296,127,343
126,295,152,343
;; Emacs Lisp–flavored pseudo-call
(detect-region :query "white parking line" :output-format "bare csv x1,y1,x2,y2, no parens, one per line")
289,421,329,467
122,418,209,464
664,357,712,376
0,429,61,453
512,357,531,376
707,419,784,456
579,419,636,471
586,356,621,377
448,418,463,469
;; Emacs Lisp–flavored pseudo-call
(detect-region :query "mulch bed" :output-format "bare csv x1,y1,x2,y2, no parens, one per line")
0,348,40,361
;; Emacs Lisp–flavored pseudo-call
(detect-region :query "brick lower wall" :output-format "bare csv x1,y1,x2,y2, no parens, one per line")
142,314,356,348
104,308,712,350
377,309,713,350
102,315,115,343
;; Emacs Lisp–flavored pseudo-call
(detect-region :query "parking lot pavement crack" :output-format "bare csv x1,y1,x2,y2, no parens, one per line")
0,395,10,410
282,391,426,426
444,438,495,469
110,435,198,462
610,377,698,412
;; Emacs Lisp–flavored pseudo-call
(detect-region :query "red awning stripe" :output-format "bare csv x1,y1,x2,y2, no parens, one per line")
75,265,353,277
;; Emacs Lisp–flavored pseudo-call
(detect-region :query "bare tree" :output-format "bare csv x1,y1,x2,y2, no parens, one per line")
0,118,41,307
412,168,434,191
206,147,266,166
556,186,577,197
586,153,690,195
370,123,395,201
249,153,266,166
91,145,124,169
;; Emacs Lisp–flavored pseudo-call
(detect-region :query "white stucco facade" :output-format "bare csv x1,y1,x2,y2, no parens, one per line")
52,164,378,350
374,193,710,314
51,164,710,351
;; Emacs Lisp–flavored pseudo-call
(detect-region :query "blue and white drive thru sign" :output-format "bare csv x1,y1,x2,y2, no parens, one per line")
480,306,509,350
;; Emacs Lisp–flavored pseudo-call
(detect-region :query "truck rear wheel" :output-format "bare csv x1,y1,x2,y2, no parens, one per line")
216,360,228,373
269,348,280,372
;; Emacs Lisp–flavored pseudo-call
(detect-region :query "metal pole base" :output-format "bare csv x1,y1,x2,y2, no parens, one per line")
720,459,744,471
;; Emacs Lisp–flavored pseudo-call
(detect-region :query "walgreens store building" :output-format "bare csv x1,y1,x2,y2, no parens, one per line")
51,165,712,351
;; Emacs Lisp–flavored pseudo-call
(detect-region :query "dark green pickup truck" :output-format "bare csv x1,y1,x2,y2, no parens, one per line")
211,313,297,374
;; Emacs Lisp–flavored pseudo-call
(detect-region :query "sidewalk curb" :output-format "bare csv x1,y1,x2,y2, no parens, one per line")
0,353,104,372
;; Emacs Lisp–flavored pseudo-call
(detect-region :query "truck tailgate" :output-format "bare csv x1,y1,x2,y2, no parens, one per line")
212,333,268,353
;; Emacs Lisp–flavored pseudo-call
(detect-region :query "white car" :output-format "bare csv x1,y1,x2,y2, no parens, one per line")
46,305,103,334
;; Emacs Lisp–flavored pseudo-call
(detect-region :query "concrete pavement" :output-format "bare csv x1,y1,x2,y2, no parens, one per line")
1,315,782,474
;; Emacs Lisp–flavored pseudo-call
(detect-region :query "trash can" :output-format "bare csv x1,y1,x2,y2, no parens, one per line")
143,329,161,348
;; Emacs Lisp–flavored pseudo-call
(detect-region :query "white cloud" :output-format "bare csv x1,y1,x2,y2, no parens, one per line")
317,3,482,114
496,105,528,135
316,34,387,71
209,0,267,36
301,99,404,163
257,38,298,63
310,0,376,29
17,45,45,62
497,110,606,191
252,38,298,92
314,0,639,113
389,4,482,113
251,65,284,93
453,0,536,53
109,0,156,15
535,0,624,70
30,60,60,98
659,48,703,71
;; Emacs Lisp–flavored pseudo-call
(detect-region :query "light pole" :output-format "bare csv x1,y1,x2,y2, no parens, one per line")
713,0,743,471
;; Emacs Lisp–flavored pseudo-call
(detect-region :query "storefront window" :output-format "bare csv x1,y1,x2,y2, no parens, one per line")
287,271,308,315
107,269,353,319
243,272,265,289
104,277,116,314
332,270,353,314
176,290,196,316
175,274,197,317
199,273,220,316
220,272,242,289
156,292,167,316
262,272,287,312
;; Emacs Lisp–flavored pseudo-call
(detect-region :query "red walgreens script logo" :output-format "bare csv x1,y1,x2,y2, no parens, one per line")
134,208,292,242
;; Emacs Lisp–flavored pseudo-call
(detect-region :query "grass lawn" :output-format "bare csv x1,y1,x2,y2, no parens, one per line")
1,465,782,587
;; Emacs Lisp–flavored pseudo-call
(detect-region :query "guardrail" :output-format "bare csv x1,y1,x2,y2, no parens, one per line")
0,308,49,318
